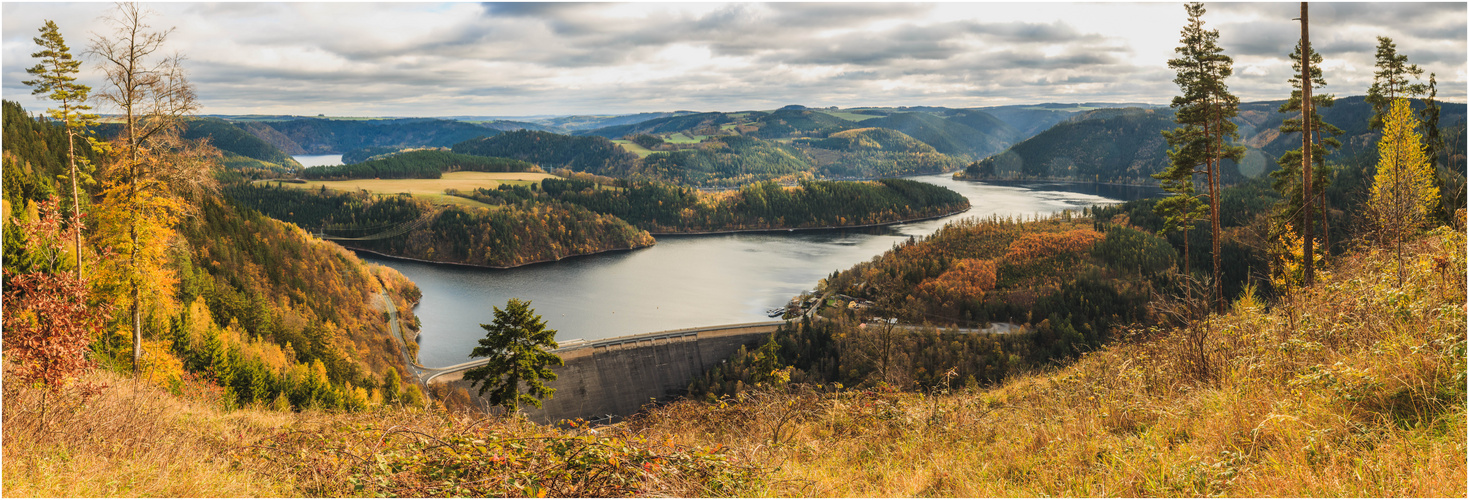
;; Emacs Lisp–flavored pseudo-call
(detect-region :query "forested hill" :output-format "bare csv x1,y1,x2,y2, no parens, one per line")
974,102,1160,137
1234,95,1467,160
2,100,424,411
541,176,970,233
861,111,1019,160
298,150,537,180
180,118,303,171
237,117,498,154
957,96,1467,188
451,130,639,175
958,107,1181,183
578,111,737,139
226,183,656,268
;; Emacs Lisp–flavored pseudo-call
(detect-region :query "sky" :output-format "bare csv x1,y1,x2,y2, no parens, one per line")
2,2,1465,118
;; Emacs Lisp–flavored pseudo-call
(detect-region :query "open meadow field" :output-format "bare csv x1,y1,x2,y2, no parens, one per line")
611,140,656,158
819,110,883,122
256,171,559,208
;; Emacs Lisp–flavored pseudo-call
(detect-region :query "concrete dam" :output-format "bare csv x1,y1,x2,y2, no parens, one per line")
424,321,784,423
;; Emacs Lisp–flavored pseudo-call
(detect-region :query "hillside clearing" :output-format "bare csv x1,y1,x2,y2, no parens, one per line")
611,139,656,158
257,171,557,207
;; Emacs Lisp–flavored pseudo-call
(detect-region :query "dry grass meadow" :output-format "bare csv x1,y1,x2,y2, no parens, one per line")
3,228,1463,497
258,171,558,207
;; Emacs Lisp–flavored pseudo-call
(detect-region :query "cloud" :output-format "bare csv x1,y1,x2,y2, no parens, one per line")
1,2,1463,117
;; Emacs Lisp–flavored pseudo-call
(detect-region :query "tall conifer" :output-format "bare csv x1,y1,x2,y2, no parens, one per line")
23,20,97,281
1272,36,1343,275
1159,2,1244,313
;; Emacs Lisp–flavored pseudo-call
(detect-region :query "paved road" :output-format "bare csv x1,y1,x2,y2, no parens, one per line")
376,292,428,387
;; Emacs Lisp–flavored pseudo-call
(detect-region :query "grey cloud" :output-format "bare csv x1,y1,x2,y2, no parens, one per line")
1219,20,1300,57
765,3,931,26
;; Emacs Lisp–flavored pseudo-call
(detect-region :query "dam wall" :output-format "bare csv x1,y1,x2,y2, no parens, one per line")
430,321,782,423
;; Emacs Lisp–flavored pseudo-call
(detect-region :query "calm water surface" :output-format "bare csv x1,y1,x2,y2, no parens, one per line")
294,154,344,167
361,174,1156,367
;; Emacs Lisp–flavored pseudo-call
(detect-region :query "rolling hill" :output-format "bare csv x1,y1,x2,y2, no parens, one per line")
237,118,498,154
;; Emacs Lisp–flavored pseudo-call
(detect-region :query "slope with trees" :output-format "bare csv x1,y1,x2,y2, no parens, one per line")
298,149,537,180
3,11,420,415
451,130,639,175
238,117,499,155
958,107,1184,183
226,182,656,268
861,111,1019,160
545,176,970,233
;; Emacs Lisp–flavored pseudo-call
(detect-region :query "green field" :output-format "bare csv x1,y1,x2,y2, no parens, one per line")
257,171,556,208
665,132,704,144
611,140,656,158
819,110,883,122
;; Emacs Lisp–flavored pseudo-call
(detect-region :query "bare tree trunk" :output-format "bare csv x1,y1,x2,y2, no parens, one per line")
67,122,82,282
1300,2,1315,287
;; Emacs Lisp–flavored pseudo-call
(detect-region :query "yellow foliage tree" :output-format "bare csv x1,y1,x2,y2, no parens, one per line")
1369,98,1440,286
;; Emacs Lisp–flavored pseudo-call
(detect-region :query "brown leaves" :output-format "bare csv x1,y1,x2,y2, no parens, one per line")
2,271,110,388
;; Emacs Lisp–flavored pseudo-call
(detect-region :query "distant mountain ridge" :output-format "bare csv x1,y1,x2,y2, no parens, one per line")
958,96,1466,186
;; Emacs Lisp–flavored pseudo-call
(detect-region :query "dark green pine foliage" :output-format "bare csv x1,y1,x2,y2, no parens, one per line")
1157,2,1245,313
1365,37,1426,131
462,299,564,410
1272,41,1344,240
452,130,639,176
1417,74,1455,225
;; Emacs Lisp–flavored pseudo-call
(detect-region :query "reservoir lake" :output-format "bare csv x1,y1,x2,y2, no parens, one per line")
295,154,344,167
357,173,1159,367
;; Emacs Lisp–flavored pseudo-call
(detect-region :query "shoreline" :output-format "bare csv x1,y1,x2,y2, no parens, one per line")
343,242,654,270
343,205,972,268
647,205,972,236
951,175,1163,189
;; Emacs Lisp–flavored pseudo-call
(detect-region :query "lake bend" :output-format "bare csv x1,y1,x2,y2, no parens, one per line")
358,173,1159,367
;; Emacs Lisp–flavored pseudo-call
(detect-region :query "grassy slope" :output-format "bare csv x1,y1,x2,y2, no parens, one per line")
260,171,556,208
630,227,1467,496
5,227,1462,497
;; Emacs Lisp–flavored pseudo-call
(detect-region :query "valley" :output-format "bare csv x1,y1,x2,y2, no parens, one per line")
2,2,1465,497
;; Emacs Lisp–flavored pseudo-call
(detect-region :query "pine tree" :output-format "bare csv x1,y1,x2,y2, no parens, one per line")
1369,99,1439,286
23,20,97,282
462,298,563,411
1365,37,1426,130
1160,2,1245,313
1272,35,1343,281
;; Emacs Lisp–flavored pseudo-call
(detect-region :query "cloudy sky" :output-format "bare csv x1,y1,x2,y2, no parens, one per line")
3,2,1464,118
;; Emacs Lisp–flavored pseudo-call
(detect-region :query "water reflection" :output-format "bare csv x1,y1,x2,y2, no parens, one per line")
361,173,1151,366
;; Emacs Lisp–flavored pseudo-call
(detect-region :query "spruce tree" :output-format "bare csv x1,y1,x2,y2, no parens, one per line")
462,298,563,411
1159,2,1244,313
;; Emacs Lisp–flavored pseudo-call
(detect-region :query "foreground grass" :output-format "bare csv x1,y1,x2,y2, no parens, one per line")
3,370,756,497
627,228,1467,496
3,370,295,497
5,229,1462,497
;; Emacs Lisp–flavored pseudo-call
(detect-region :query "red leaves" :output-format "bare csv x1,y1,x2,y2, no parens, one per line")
2,271,109,388
1002,228,1104,263
918,258,998,304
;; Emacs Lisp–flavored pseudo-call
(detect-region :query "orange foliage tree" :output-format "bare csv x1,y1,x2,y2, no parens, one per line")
2,198,110,387
917,258,998,314
1002,228,1104,262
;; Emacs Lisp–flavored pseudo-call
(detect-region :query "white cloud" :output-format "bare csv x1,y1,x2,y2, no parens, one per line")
2,2,1463,117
